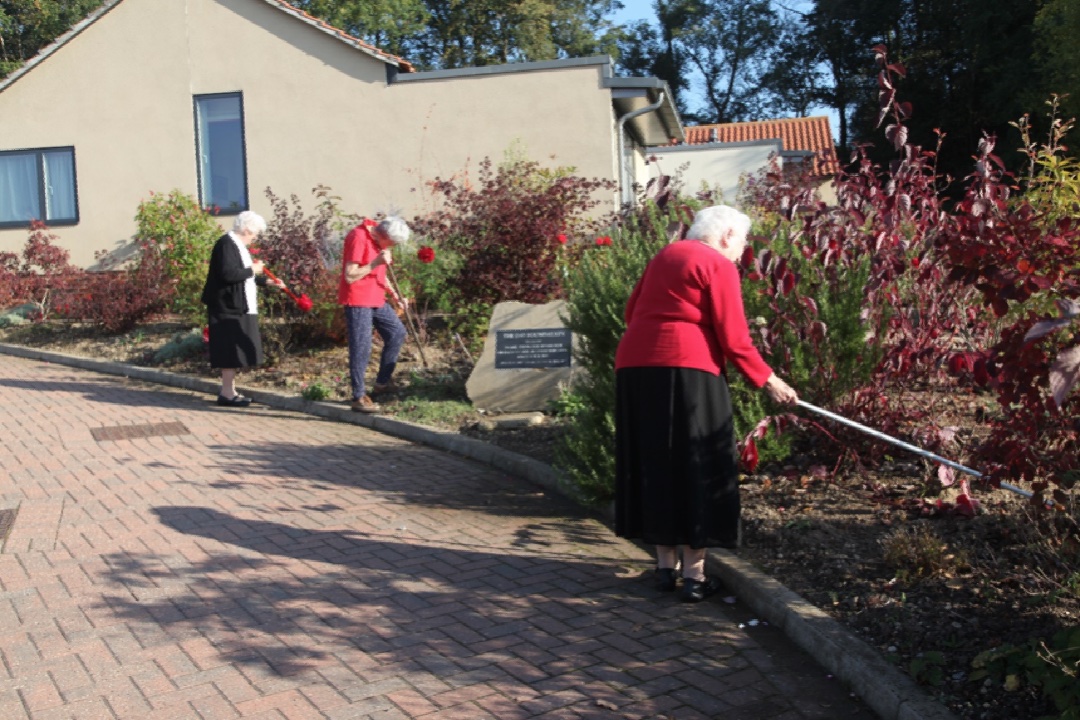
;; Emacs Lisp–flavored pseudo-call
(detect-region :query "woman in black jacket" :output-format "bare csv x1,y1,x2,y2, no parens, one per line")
200,211,284,407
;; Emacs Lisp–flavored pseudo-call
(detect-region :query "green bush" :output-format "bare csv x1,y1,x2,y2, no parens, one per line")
739,225,884,407
301,382,331,401
151,329,205,364
971,625,1080,719
134,190,221,320
557,203,682,504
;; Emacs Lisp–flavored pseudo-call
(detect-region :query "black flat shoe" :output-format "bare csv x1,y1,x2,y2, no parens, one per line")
654,568,677,592
680,577,722,603
217,394,252,407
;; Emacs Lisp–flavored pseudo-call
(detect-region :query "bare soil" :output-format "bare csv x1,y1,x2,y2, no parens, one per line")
2,316,1077,720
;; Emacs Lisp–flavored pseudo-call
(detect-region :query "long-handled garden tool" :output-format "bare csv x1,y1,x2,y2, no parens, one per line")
797,400,1036,501
261,267,314,313
386,264,429,368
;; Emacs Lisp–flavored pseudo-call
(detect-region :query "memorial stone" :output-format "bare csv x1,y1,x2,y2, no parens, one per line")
466,300,578,412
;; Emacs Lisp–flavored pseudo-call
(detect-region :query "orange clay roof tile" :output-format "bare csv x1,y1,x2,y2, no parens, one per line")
681,117,839,176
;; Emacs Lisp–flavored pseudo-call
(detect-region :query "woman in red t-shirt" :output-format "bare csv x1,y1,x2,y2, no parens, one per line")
339,216,411,413
614,204,798,603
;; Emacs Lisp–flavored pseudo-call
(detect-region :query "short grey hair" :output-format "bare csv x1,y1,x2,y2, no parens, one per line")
233,210,268,236
687,205,751,244
377,216,411,246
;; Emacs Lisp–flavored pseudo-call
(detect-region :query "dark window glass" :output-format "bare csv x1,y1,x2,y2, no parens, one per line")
0,147,78,227
194,93,248,212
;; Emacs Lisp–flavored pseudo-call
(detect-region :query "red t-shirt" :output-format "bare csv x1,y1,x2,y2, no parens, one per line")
614,239,773,387
338,220,389,307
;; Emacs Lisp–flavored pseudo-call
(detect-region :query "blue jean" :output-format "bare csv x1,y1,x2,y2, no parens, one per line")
345,304,407,400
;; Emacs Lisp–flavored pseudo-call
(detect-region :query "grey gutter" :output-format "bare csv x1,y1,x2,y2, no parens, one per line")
618,92,666,207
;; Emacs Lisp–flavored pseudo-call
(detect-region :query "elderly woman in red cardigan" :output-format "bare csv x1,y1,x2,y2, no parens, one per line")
614,204,798,603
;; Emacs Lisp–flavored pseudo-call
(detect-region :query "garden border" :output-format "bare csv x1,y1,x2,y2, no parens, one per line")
0,340,957,720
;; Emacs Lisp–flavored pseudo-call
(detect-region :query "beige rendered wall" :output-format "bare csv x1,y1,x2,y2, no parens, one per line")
386,65,620,220
647,142,781,207
0,0,621,267
0,0,200,266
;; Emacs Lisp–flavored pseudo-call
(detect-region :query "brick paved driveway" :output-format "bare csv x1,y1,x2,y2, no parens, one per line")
0,356,873,719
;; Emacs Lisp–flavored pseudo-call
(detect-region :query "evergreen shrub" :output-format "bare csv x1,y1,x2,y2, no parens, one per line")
133,190,221,321
557,203,683,504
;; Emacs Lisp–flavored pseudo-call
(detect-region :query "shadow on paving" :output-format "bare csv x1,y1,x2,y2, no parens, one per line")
96,507,730,686
190,438,604,524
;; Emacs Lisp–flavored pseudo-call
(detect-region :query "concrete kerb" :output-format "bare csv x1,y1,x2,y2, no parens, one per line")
0,341,957,720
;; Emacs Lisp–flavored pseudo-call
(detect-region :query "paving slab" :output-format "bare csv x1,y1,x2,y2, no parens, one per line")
0,348,952,719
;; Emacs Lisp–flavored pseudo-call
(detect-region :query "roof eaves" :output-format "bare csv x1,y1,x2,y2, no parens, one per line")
0,0,125,94
392,55,610,83
606,76,685,144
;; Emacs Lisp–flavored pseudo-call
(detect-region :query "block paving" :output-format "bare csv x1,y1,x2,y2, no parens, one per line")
0,355,875,719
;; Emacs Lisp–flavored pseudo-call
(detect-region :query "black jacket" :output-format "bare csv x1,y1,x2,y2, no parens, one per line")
200,234,266,316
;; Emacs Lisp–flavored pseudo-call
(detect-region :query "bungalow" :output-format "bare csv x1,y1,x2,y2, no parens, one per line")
0,0,682,267
647,116,840,206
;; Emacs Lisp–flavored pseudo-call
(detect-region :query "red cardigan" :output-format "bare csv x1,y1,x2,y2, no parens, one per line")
614,239,773,387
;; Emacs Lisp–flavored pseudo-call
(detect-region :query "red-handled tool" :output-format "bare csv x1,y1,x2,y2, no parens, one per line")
262,267,313,312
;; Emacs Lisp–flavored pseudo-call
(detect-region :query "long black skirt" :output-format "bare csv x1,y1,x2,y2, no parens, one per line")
208,313,264,370
615,366,740,549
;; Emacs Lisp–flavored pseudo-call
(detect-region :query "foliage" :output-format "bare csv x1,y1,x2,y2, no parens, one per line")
256,185,359,356
971,626,1080,720
880,523,966,580
929,89,1080,511
391,236,472,339
301,381,332,402
70,245,171,334
4,221,78,321
614,0,782,123
151,329,205,364
1032,0,1080,140
0,0,104,78
133,190,221,321
287,0,429,61
411,156,616,317
409,0,622,69
738,48,999,471
909,651,948,688
557,191,693,504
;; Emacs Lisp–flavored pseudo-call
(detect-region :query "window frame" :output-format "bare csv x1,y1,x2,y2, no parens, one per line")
0,146,80,229
192,91,250,215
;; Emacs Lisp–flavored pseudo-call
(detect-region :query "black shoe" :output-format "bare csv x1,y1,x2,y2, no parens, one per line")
654,568,677,592
217,394,252,407
680,577,722,603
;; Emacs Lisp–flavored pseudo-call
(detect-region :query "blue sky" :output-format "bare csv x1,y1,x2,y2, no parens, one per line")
611,0,655,25
604,0,839,140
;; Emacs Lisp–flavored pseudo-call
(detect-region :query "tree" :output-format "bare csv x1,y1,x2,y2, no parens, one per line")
683,0,780,123
0,0,104,78
614,3,697,118
1033,0,1080,127
823,0,1039,181
801,0,898,154
756,7,824,118
288,0,429,60
410,0,621,69
616,0,783,124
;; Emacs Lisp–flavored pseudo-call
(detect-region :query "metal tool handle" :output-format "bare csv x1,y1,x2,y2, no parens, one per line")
796,400,1034,499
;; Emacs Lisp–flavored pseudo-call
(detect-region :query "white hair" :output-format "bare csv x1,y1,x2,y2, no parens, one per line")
687,205,751,244
377,216,411,246
233,210,268,236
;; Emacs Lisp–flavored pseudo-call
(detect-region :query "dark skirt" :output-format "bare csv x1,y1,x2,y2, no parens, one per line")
208,313,264,369
615,366,740,549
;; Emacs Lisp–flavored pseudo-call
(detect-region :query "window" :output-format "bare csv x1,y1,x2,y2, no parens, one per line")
194,93,248,212
0,147,79,228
